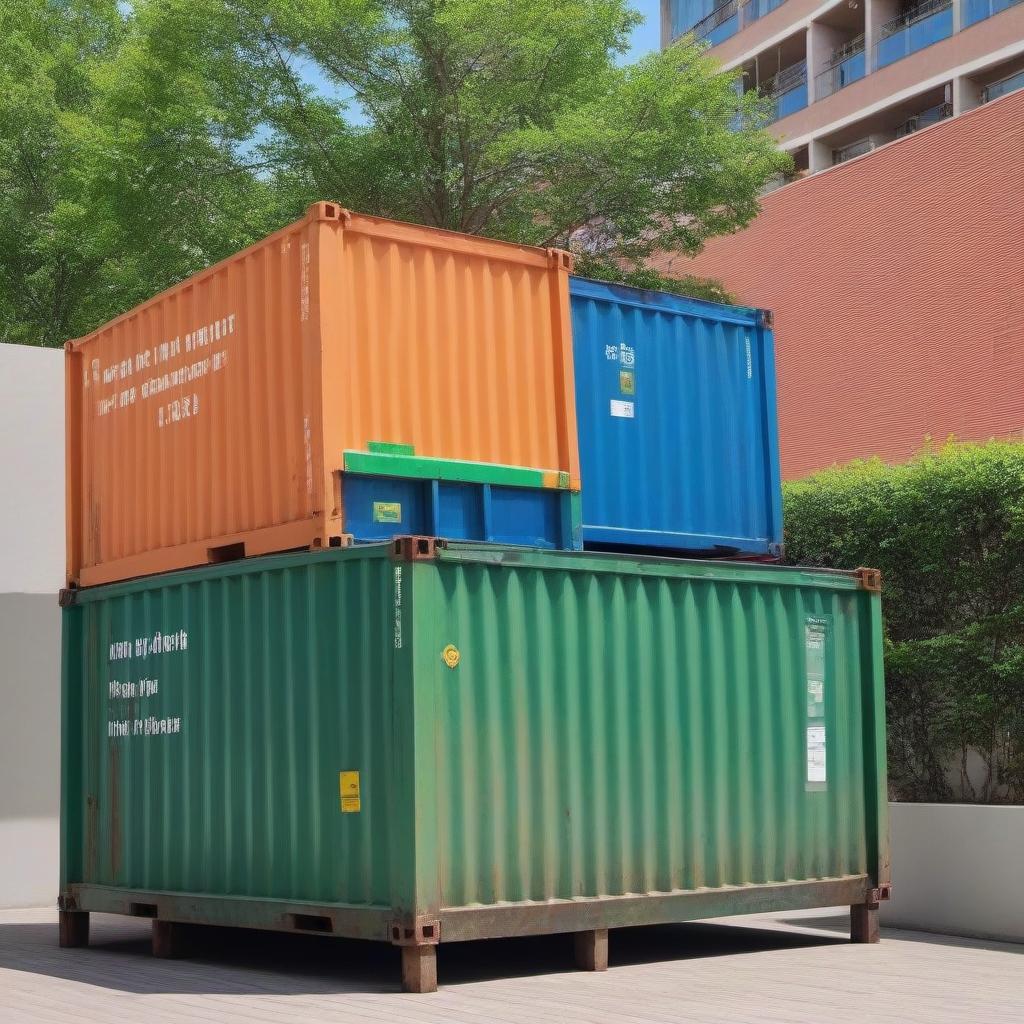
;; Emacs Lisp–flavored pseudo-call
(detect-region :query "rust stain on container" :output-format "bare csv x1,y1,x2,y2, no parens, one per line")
65,203,578,586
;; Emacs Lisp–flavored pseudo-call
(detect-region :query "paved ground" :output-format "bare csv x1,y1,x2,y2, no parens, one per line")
2,906,1021,1023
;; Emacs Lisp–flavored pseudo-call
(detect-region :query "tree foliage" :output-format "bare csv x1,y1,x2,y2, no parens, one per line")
784,442,1024,803
0,0,287,346
0,0,788,346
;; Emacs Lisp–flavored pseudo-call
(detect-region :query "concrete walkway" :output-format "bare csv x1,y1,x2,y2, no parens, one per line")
2,907,1021,1023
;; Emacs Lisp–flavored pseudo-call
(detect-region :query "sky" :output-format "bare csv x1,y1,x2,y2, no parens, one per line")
626,0,662,61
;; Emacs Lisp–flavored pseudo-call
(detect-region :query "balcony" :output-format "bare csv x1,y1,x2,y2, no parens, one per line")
963,0,1023,28
875,0,954,70
833,138,874,164
982,68,1024,101
740,0,787,28
692,0,740,46
815,35,867,100
765,62,809,121
894,100,953,136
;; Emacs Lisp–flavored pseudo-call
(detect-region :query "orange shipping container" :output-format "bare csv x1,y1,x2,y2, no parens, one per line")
66,203,579,587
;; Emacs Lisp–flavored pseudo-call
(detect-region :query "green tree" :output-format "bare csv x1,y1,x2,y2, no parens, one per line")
257,0,788,266
0,0,283,346
784,442,1024,803
1,0,785,345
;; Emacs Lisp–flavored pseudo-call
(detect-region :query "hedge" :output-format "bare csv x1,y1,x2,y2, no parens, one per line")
783,440,1024,804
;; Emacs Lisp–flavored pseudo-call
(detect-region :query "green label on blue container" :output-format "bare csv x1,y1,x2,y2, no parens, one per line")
373,501,402,523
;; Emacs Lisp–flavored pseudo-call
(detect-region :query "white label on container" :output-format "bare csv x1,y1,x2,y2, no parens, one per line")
807,725,827,783
610,400,634,419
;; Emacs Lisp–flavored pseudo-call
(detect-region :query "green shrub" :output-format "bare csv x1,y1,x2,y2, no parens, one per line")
783,441,1024,803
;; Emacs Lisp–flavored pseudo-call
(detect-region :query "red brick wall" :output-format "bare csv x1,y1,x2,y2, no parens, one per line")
653,90,1024,480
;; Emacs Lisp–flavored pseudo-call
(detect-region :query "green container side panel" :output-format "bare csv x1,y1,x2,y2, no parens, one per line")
418,550,883,910
62,544,887,930
343,450,572,490
61,548,397,910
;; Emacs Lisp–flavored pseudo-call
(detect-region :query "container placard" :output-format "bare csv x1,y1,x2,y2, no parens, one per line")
339,770,361,813
610,399,634,419
373,501,402,523
805,617,828,788
806,726,827,783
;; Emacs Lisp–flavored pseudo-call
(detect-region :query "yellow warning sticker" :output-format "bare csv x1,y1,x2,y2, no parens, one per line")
442,644,461,669
619,370,635,395
339,770,361,813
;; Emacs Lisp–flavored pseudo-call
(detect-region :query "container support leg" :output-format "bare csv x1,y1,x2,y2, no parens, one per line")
574,928,609,971
401,944,438,993
59,910,90,948
151,919,186,958
850,902,880,944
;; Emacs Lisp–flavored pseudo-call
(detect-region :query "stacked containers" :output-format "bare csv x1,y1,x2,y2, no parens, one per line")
569,277,783,558
64,203,581,589
60,206,887,992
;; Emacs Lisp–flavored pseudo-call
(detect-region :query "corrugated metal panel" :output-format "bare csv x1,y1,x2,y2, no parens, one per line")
655,89,1024,479
66,204,578,587
570,278,782,554
62,544,887,932
424,546,885,908
61,547,396,907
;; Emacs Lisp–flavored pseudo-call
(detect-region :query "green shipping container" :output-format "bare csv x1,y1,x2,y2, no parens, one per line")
60,542,890,991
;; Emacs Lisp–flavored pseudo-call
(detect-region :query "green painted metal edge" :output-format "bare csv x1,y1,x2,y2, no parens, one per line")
67,542,870,606
66,543,394,605
432,543,869,591
344,450,573,490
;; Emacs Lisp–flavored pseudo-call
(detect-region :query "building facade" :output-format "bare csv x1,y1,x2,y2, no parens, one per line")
651,90,1024,479
662,0,1024,173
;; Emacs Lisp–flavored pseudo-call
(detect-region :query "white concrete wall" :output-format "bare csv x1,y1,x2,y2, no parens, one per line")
0,342,65,908
881,802,1024,944
0,343,65,593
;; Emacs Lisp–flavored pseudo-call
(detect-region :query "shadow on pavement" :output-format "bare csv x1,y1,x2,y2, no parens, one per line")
0,915,846,995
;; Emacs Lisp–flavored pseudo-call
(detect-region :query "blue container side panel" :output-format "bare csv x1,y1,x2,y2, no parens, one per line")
342,474,579,550
569,277,782,556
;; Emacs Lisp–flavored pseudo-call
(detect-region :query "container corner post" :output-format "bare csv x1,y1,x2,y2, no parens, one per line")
152,919,187,959
573,928,609,972
58,910,90,948
851,885,890,943
392,918,440,993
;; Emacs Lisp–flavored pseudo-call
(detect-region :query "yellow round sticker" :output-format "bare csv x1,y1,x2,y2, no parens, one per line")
442,644,461,669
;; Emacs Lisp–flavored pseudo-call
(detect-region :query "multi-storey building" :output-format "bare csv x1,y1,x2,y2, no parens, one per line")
662,0,1024,173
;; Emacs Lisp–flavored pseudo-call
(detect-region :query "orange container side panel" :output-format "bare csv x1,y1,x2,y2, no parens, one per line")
316,210,579,480
66,204,578,587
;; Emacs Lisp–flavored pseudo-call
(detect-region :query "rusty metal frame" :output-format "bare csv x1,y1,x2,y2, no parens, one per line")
392,535,446,562
855,567,882,591
64,874,872,946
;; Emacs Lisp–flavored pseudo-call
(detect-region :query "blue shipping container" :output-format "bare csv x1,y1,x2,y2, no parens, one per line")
570,277,783,556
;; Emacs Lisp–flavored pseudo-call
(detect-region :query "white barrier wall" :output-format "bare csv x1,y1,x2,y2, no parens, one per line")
0,343,64,908
881,802,1024,944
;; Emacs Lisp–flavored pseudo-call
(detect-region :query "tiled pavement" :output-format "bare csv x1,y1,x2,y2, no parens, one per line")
2,906,1021,1023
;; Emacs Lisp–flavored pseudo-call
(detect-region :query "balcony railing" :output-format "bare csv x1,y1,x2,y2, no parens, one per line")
875,0,954,69
982,68,1024,102
740,0,787,28
814,36,867,99
963,0,1023,28
894,101,953,137
764,62,809,122
833,139,874,164
691,0,740,45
